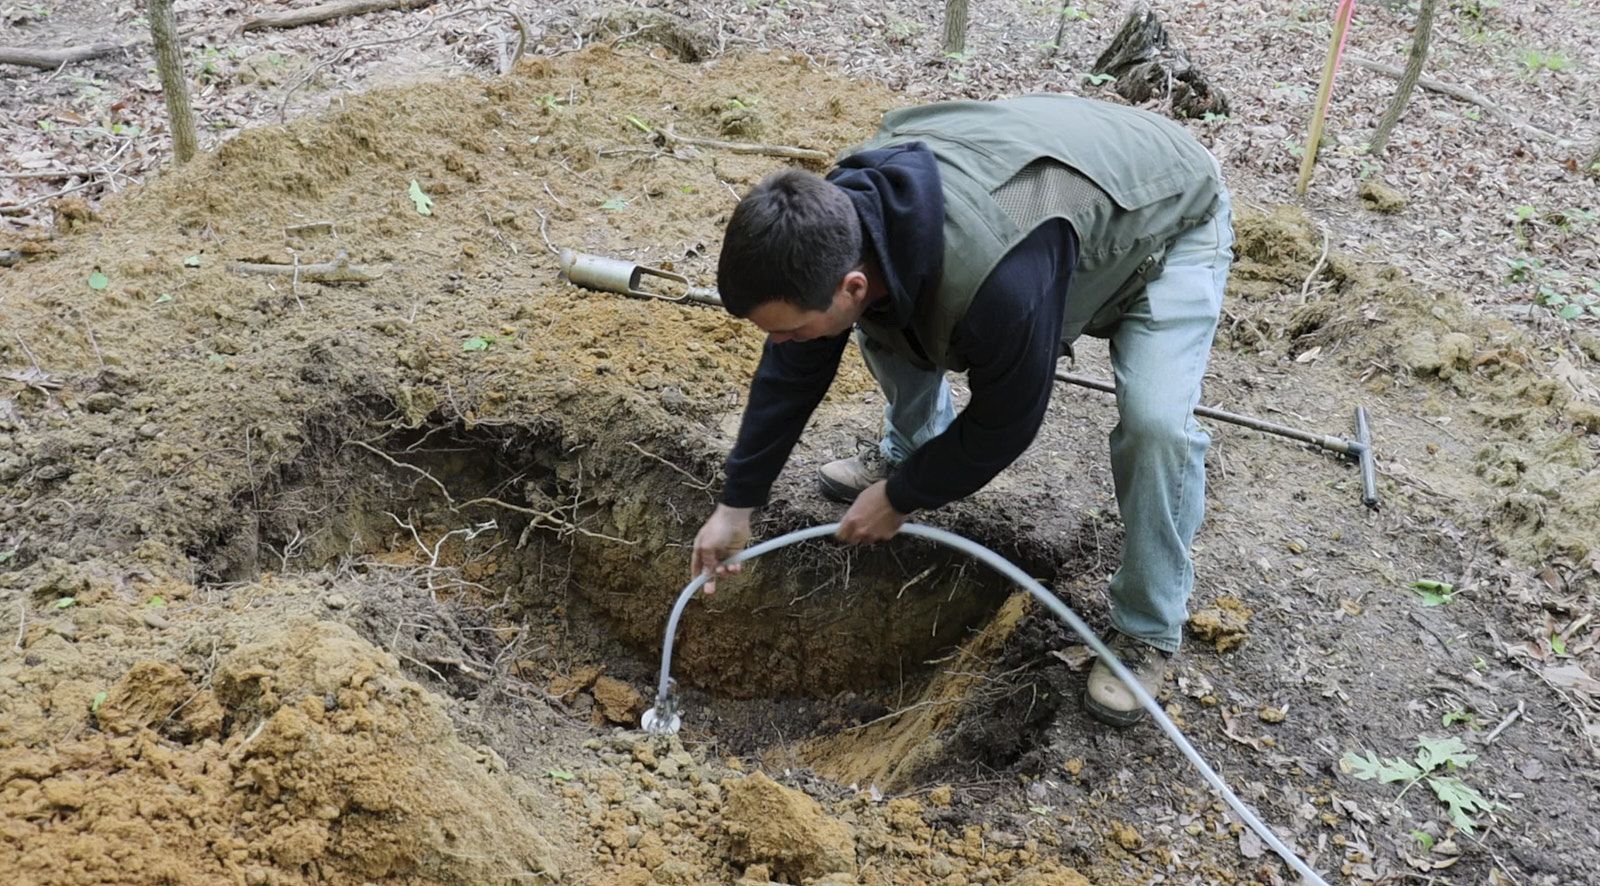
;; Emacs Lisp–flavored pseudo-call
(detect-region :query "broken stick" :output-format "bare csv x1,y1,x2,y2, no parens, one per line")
1348,56,1568,145
0,41,131,70
657,126,830,164
227,250,383,283
243,0,439,32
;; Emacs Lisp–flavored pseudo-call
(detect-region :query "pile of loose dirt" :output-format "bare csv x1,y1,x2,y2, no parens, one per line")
1,592,562,883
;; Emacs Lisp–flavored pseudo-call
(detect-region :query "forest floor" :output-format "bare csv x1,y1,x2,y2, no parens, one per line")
2,1,1598,885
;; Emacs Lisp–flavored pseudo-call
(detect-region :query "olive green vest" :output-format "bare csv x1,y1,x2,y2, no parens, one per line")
851,95,1222,371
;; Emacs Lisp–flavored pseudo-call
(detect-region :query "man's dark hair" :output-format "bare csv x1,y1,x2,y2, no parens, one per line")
717,169,862,318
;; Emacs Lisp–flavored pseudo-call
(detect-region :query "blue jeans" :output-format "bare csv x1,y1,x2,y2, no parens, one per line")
857,189,1234,653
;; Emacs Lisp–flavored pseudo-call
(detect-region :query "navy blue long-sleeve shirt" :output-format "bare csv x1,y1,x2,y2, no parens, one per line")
721,144,1078,513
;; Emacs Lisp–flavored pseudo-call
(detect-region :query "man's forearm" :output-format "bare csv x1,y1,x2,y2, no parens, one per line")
721,332,850,507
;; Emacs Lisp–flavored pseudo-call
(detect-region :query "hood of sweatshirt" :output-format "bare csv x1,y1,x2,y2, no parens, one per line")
826,143,944,330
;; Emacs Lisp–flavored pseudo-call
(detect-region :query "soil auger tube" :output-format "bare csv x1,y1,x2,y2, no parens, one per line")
643,523,1331,886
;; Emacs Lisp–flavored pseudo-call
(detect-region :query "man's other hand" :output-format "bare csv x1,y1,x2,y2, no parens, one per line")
836,480,906,544
691,504,754,594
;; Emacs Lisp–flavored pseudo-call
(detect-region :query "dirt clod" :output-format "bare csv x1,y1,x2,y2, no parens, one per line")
94,660,222,741
1110,822,1143,850
593,675,645,725
723,771,857,881
1188,597,1252,652
1359,179,1407,213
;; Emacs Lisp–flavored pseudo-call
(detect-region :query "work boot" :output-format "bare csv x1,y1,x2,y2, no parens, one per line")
1084,632,1172,728
817,449,894,503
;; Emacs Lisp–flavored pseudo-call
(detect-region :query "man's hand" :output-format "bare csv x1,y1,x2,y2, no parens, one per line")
691,504,754,594
836,480,906,544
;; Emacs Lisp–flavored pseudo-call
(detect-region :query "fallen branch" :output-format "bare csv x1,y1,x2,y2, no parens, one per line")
0,21,226,71
0,169,101,180
658,125,831,164
243,0,440,32
0,41,132,70
0,179,104,215
1481,700,1524,746
227,250,383,283
1347,56,1570,145
498,9,529,75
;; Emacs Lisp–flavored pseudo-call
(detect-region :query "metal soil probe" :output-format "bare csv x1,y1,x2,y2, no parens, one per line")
1055,372,1379,509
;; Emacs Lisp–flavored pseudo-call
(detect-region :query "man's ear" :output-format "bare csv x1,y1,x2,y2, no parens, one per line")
839,268,871,307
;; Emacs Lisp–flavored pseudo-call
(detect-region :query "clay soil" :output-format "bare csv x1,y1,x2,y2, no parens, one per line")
3,12,1600,886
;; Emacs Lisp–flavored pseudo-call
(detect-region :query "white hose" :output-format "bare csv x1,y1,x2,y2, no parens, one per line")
649,522,1329,885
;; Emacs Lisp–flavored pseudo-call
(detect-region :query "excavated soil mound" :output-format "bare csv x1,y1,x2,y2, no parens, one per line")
3,617,559,884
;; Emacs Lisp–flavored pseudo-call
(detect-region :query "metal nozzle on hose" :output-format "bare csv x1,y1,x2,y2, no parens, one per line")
640,679,681,736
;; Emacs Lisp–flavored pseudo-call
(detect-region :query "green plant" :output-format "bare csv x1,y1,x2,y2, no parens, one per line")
195,45,233,83
1272,82,1312,103
1341,736,1501,833
1411,579,1456,606
599,197,629,211
1509,203,1540,245
408,180,434,216
1441,709,1476,727
1502,255,1541,282
1083,72,1115,86
884,15,922,45
1201,111,1229,124
1535,283,1600,321
462,335,494,352
87,271,109,290
1450,0,1500,19
1520,49,1572,75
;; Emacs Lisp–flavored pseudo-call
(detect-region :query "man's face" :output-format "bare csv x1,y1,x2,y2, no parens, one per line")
746,269,872,344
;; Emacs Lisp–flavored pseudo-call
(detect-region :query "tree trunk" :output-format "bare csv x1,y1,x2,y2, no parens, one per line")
146,0,197,164
1367,0,1436,155
943,0,969,56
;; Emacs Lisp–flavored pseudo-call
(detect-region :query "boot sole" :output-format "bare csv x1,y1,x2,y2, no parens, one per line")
816,473,865,504
1083,693,1145,728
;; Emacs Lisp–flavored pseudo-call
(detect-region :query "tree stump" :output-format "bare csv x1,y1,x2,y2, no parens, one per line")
1091,5,1228,119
